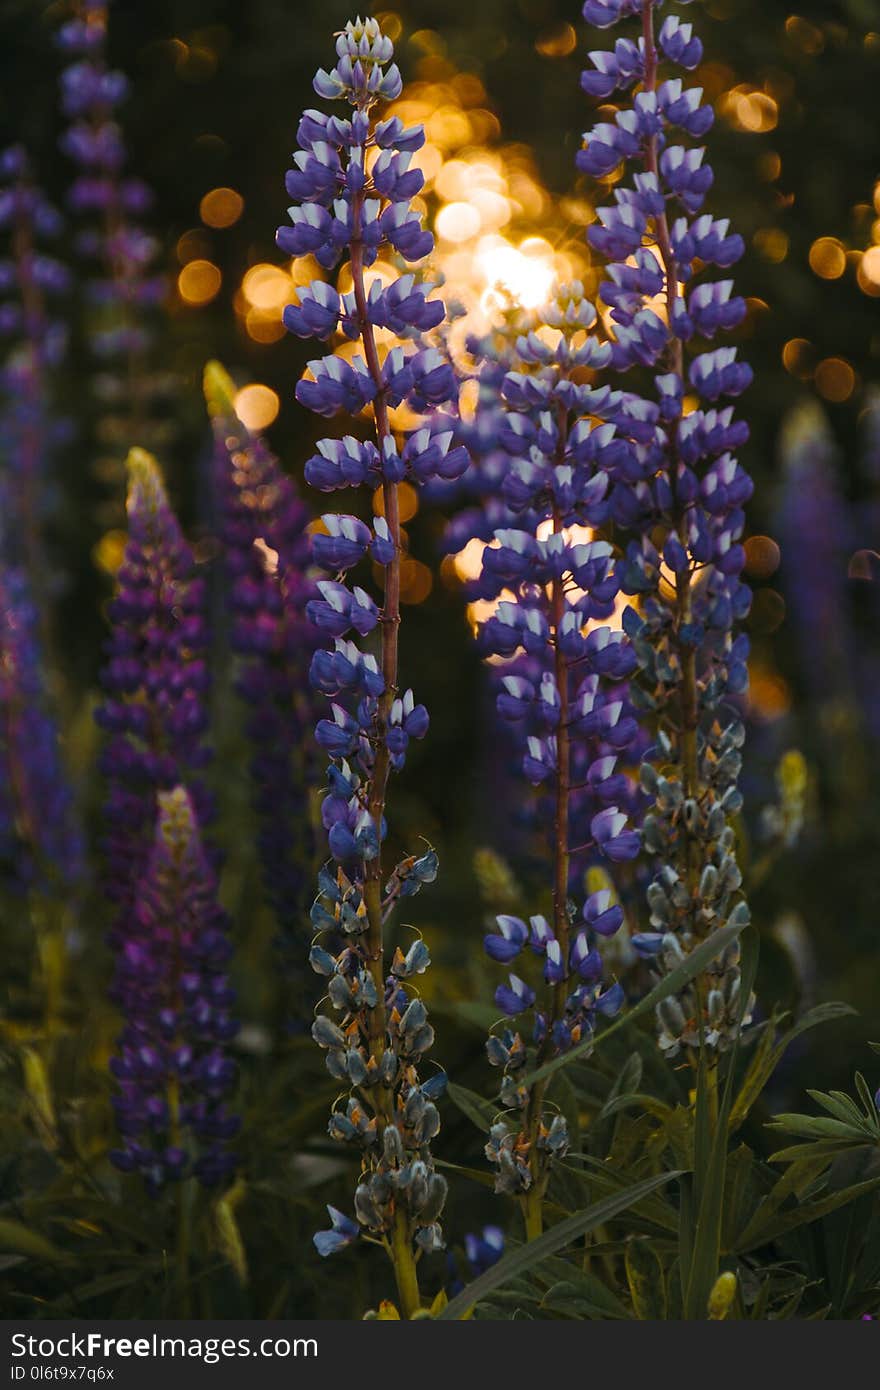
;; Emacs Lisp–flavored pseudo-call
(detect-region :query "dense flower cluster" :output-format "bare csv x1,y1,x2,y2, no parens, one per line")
578,0,753,1053
95,449,212,937
0,146,70,581
467,283,644,1200
0,566,83,896
279,17,464,1301
109,785,238,1190
205,363,317,954
56,0,164,455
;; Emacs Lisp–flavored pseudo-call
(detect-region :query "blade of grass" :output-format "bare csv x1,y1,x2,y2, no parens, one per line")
438,1169,681,1321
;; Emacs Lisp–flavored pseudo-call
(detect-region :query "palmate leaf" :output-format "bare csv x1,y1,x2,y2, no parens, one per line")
729,1003,857,1133
735,1174,880,1253
519,919,747,1093
767,1139,865,1164
437,1170,681,1320
732,1154,830,1254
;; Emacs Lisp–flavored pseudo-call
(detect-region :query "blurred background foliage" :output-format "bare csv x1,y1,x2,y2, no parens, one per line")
1,0,880,1316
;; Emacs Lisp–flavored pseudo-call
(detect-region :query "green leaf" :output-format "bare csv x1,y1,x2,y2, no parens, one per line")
555,1160,680,1234
437,1170,681,1320
434,1159,496,1189
450,1001,501,1032
599,1053,643,1118
0,1219,66,1264
63,1259,166,1305
536,1254,632,1319
729,1004,856,1133
767,1139,863,1164
766,1114,867,1142
597,1092,675,1123
541,1275,630,1321
625,1236,667,1319
521,921,748,1092
735,1174,880,1253
854,1072,879,1122
446,1082,498,1134
805,1089,871,1130
769,1286,807,1320
735,1154,833,1249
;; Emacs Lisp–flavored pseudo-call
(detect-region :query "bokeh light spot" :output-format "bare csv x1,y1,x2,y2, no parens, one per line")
399,558,433,605
809,236,846,279
200,186,244,228
93,529,127,577
744,535,781,578
849,549,880,581
782,337,815,378
857,245,880,296
535,23,577,58
242,263,291,311
178,259,221,306
436,201,482,243
233,384,280,431
176,228,211,264
815,357,855,403
753,228,789,263
373,480,418,524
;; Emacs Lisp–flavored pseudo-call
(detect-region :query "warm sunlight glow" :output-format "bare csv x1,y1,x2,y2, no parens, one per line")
476,236,556,310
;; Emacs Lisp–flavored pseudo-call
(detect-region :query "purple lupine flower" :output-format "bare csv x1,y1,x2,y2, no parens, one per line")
313,1204,360,1257
0,147,70,592
109,785,238,1191
464,282,640,1205
578,0,753,1056
55,1,165,464
445,1223,505,1297
0,566,83,895
277,17,462,1300
204,363,317,959
95,448,211,937
776,400,855,711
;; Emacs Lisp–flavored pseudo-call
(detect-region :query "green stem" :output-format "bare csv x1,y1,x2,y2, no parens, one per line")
167,1072,194,1315
522,1188,545,1243
175,1177,194,1318
391,1210,421,1318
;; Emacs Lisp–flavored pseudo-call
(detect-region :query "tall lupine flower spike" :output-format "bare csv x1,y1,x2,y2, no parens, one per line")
204,362,317,967
95,449,212,939
109,785,239,1191
0,146,70,596
776,401,854,716
278,16,465,1316
473,282,640,1235
56,0,166,479
578,0,753,1063
0,565,83,897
